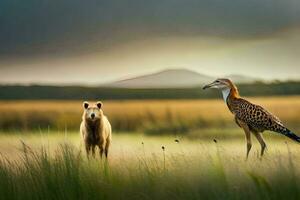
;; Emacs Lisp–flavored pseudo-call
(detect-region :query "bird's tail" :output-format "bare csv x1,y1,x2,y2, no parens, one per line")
276,126,300,143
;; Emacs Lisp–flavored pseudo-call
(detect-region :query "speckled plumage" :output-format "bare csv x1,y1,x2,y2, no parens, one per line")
203,78,300,158
229,98,282,133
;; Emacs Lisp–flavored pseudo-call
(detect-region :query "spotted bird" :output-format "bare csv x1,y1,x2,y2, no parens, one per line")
203,78,300,158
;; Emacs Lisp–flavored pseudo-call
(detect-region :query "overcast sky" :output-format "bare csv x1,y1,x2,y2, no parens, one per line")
0,0,299,85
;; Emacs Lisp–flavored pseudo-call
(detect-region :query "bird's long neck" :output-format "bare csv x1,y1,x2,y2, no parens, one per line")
221,88,231,103
222,83,240,111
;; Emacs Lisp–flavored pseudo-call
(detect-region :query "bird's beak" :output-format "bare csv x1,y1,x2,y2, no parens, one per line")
202,82,215,90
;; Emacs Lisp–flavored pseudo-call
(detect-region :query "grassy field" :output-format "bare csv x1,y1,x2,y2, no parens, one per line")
0,96,300,135
0,97,300,199
1,132,300,199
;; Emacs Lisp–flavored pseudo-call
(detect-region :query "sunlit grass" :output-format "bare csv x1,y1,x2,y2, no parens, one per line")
0,96,299,199
0,96,299,133
0,132,300,199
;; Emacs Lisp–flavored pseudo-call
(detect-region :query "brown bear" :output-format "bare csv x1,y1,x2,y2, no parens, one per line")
80,101,112,158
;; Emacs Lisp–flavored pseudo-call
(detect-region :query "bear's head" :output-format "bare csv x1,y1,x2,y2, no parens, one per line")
82,101,103,122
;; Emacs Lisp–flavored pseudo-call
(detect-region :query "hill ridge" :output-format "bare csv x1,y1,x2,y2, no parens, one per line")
105,68,257,88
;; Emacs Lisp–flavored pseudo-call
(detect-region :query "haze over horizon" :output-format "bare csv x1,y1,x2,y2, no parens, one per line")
0,0,300,85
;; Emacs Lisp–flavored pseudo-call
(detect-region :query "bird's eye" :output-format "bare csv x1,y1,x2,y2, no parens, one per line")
216,80,220,83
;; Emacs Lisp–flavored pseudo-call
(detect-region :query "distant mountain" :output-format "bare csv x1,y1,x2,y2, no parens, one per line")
105,69,258,88
105,69,213,88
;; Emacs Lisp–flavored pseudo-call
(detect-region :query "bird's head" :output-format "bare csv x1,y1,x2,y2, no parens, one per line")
202,78,233,90
203,78,239,102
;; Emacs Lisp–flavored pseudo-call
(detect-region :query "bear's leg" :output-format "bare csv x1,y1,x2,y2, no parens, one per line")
105,141,110,158
99,147,104,159
104,148,108,158
91,146,96,158
85,144,91,159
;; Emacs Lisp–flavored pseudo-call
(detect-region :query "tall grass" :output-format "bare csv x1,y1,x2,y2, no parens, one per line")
0,96,299,135
0,137,300,200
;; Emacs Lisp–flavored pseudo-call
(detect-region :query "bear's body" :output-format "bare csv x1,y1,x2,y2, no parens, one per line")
80,101,112,158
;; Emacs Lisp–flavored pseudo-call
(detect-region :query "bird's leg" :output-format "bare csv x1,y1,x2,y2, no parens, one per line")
245,130,252,159
239,121,252,159
253,132,267,157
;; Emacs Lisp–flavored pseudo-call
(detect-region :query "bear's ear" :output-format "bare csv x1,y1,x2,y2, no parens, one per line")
96,101,102,109
83,101,89,109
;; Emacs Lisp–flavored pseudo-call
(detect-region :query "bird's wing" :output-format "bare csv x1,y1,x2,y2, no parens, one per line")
231,98,300,143
232,98,283,130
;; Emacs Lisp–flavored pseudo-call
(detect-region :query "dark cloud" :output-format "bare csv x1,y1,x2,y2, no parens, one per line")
1,0,300,58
